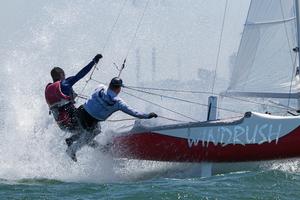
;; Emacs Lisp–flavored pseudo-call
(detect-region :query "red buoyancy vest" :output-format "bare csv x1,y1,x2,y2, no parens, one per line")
45,81,71,107
45,81,77,130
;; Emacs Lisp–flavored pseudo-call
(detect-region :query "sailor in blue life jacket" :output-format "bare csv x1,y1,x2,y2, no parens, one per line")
45,54,103,145
66,77,158,162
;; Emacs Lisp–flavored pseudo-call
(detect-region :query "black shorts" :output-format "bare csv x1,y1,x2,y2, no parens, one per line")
76,105,99,132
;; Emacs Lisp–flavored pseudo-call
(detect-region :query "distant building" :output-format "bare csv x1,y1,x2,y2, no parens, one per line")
228,53,237,80
197,68,214,83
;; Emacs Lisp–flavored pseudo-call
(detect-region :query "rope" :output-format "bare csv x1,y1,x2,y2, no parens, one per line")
211,0,228,94
77,94,89,100
279,0,295,65
124,85,212,94
106,116,188,123
78,0,150,98
102,0,129,52
77,0,128,100
79,81,292,123
279,0,298,108
89,78,296,112
287,56,298,108
221,92,297,112
122,90,200,122
124,86,243,114
107,118,135,122
90,78,107,85
116,0,150,78
124,0,150,60
79,79,192,122
287,111,299,116
89,78,297,113
123,84,298,111
90,0,128,79
268,100,297,111
78,62,98,100
117,59,127,78
158,116,190,123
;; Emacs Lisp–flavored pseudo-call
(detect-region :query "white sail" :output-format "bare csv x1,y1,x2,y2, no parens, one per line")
228,0,298,95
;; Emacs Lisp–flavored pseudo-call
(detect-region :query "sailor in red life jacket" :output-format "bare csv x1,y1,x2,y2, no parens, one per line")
66,77,158,162
45,54,102,145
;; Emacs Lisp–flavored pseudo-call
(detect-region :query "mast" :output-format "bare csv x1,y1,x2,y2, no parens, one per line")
295,0,300,66
136,49,141,84
295,0,300,110
152,47,156,82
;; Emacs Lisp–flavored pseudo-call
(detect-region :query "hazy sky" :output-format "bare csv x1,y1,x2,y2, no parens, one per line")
0,1,43,44
0,0,253,129
0,0,251,83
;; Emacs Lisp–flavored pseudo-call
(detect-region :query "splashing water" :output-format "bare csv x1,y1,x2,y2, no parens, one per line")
1,0,300,186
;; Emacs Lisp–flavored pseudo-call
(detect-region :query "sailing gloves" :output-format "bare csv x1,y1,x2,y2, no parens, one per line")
148,112,158,119
93,54,103,64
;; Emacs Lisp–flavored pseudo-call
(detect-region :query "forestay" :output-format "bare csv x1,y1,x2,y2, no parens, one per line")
228,0,298,95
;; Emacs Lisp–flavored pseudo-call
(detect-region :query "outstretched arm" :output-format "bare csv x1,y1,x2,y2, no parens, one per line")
118,100,150,119
60,54,102,95
65,54,102,87
65,61,95,87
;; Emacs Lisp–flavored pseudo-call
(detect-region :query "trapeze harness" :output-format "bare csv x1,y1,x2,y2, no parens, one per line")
45,81,78,131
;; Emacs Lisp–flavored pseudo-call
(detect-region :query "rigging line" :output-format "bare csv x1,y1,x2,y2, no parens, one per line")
87,79,197,121
125,85,212,94
116,0,150,78
90,78,107,85
102,0,129,52
77,62,98,100
89,78,292,111
122,90,199,122
158,116,190,123
90,78,292,112
107,118,136,122
287,110,299,116
77,94,89,100
268,99,297,110
77,0,128,99
124,84,293,111
89,0,128,80
113,0,150,78
287,56,298,108
124,86,243,114
91,79,210,95
211,0,228,94
125,0,150,60
107,116,188,123
279,0,295,64
279,0,298,108
220,92,297,111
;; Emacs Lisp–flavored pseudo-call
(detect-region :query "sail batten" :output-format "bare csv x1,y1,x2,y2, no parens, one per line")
246,16,296,26
228,0,298,95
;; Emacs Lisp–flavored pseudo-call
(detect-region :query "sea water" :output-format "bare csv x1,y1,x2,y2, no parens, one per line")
1,168,300,199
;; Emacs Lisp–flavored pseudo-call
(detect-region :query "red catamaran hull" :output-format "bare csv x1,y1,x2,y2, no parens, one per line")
111,112,300,162
112,127,300,162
